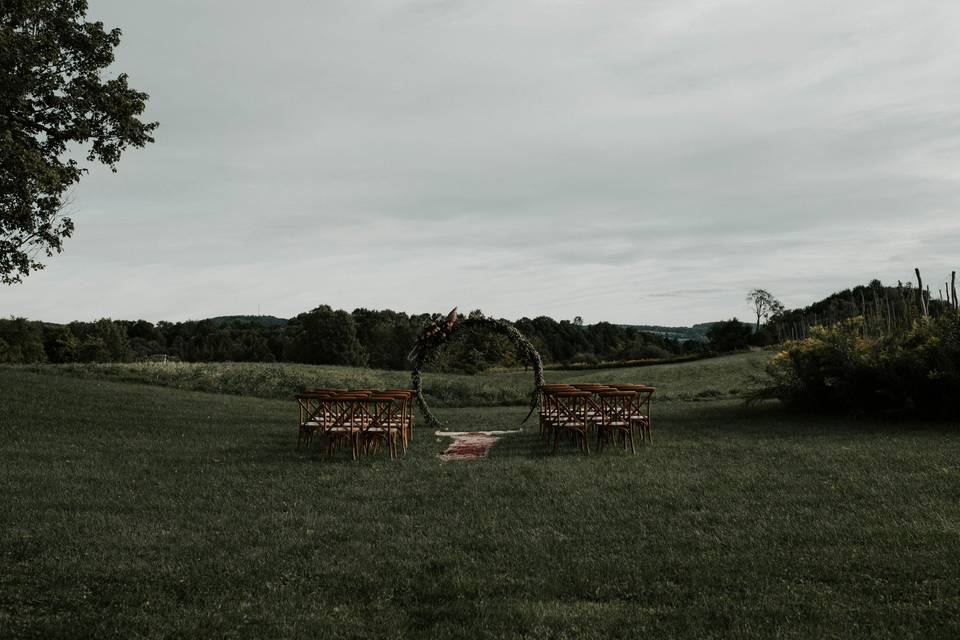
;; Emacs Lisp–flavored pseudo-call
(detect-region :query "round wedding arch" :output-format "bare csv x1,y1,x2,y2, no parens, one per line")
409,309,544,429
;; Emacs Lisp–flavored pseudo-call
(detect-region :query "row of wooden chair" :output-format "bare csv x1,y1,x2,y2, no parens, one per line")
538,383,654,454
295,388,415,460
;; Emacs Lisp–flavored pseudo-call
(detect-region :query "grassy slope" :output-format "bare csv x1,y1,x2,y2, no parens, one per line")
2,366,959,638
11,351,771,406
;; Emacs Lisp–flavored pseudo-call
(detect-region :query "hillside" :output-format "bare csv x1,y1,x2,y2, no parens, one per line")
205,315,288,327
625,322,733,342
10,351,772,407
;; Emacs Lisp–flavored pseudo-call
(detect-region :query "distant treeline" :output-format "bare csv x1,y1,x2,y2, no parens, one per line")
626,323,714,343
702,279,952,352
0,307,701,371
762,271,960,417
771,278,956,341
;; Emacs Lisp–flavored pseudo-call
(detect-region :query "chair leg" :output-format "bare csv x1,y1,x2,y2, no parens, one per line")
552,428,560,454
583,429,590,454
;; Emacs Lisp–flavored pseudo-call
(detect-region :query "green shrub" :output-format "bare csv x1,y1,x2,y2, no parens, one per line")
707,318,753,352
765,314,960,416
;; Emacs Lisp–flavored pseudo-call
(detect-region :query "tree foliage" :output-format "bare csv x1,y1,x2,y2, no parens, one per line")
765,313,960,417
746,289,784,330
706,318,753,353
1,0,157,283
0,306,700,370
284,306,368,367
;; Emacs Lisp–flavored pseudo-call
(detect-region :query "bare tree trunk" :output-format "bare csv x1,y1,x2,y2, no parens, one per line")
885,294,893,334
915,268,928,317
859,290,868,337
950,271,960,309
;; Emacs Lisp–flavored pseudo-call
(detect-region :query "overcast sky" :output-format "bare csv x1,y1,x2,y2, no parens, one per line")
5,0,960,325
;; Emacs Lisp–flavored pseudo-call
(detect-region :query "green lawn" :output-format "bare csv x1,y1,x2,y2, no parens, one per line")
14,351,771,406
1,364,959,638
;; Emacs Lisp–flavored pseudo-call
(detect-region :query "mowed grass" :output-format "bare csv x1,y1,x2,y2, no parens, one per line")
2,367,960,638
14,351,771,407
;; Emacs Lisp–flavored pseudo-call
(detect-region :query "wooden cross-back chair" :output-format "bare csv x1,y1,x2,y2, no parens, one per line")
595,390,637,453
549,390,592,454
571,384,614,423
537,382,656,451
538,385,575,443
359,395,406,459
611,384,655,443
296,390,340,449
383,389,415,447
296,388,416,460
321,393,368,460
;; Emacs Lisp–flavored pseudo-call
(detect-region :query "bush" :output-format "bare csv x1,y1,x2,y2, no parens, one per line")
765,314,960,417
707,319,753,352
0,318,47,363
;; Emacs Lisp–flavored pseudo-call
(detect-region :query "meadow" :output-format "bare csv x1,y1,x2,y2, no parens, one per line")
15,351,770,407
2,355,959,638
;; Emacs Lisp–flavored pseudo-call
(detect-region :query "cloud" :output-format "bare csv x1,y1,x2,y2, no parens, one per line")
4,0,960,325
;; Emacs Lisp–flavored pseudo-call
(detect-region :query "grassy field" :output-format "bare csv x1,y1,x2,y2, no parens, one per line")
14,351,771,407
2,360,959,638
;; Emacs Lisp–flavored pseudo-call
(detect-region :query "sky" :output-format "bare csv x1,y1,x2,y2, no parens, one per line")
5,0,960,326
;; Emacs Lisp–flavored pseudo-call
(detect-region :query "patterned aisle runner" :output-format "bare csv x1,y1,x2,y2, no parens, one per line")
435,430,521,461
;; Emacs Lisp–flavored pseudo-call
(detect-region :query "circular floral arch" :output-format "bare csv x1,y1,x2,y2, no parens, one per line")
409,309,544,429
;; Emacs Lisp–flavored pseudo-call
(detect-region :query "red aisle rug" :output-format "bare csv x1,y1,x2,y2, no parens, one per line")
435,430,520,461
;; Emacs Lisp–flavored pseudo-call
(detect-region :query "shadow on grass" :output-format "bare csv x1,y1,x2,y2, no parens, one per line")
486,429,649,459
221,399,959,468
659,398,960,437
237,428,461,466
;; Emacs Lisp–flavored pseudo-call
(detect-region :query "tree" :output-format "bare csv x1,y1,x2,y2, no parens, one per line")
78,335,108,362
43,325,79,362
706,319,752,353
746,288,784,331
1,1,157,283
0,316,46,362
284,306,368,366
68,318,130,361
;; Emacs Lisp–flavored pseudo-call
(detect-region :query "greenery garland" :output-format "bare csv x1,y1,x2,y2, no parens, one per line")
409,309,544,429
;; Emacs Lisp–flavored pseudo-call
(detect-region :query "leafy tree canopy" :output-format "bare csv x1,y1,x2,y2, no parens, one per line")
746,288,784,330
707,318,753,353
1,0,157,283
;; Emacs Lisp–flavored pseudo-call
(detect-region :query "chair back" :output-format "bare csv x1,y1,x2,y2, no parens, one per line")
552,390,592,425
597,390,636,425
